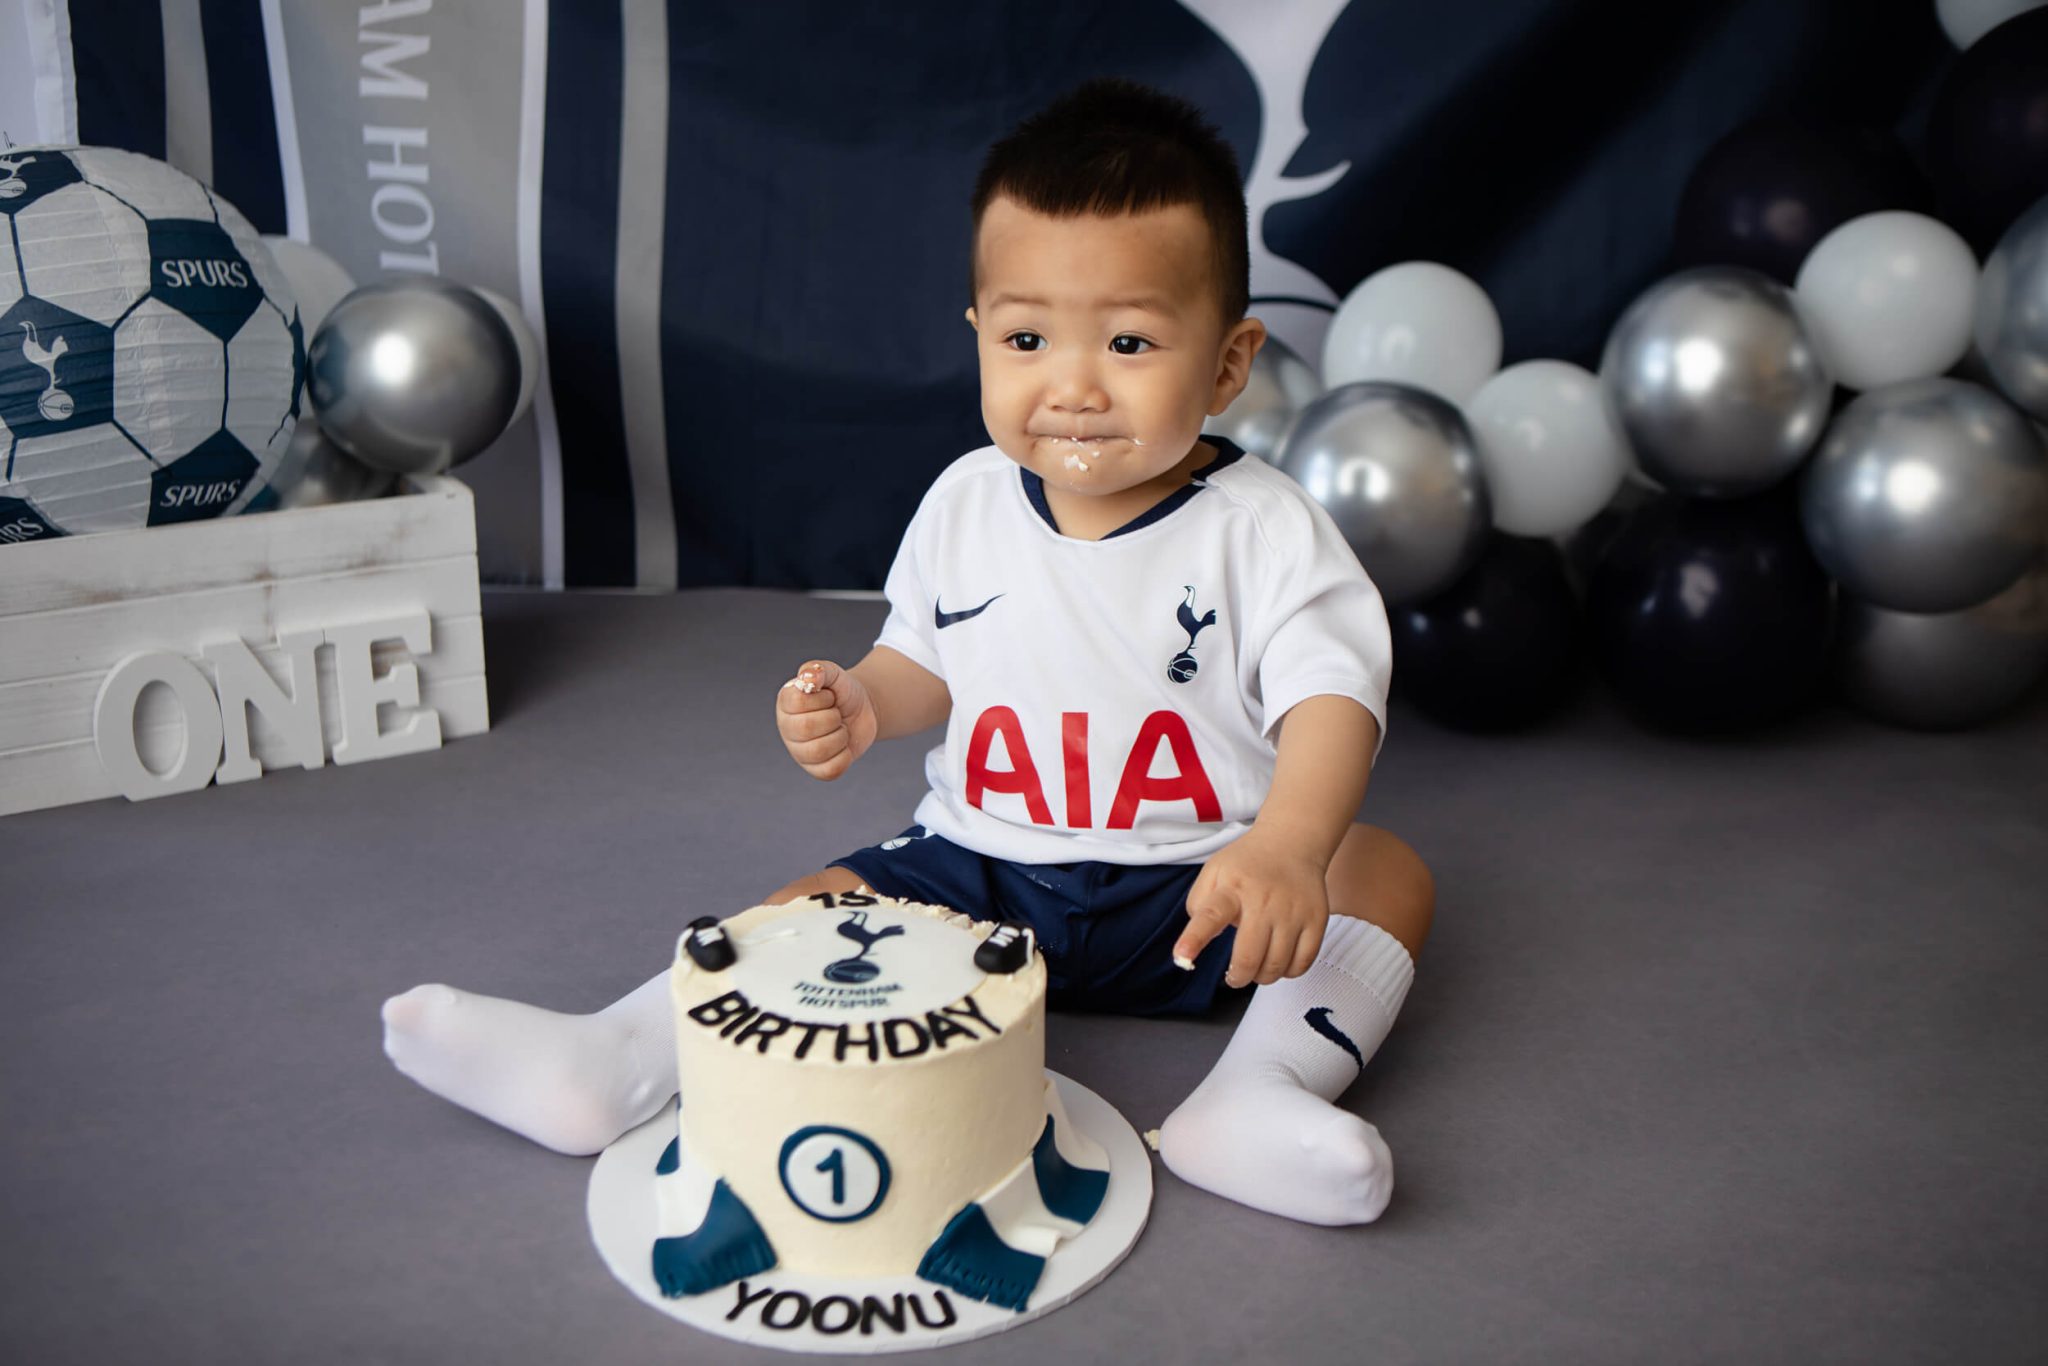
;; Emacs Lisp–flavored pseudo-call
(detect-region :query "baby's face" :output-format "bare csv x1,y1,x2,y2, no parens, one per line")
968,196,1257,500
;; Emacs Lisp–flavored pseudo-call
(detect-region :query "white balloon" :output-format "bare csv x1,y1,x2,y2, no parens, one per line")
260,235,356,336
1936,0,2046,48
1795,211,1977,391
1320,261,1502,404
1464,360,1630,537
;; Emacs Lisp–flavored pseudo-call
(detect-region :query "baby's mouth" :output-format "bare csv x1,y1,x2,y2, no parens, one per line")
1034,433,1139,474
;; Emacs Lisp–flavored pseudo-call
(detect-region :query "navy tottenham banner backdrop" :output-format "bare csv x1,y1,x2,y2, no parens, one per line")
31,0,1940,588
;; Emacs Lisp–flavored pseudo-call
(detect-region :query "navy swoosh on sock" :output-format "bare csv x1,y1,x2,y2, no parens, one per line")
934,594,1003,629
1305,1006,1365,1073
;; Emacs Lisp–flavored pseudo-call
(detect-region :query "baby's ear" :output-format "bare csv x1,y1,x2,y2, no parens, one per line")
964,306,979,332
1209,317,1267,415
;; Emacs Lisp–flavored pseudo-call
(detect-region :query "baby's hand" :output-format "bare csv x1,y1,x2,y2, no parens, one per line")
1175,831,1330,988
776,659,878,781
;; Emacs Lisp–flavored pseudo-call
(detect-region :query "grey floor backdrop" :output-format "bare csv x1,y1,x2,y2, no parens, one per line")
4,588,2045,1365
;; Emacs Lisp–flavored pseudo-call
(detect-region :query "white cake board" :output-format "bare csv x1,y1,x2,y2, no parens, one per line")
587,1070,1152,1353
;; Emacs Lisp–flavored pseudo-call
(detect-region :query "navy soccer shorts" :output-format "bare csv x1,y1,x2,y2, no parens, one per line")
828,825,1248,1017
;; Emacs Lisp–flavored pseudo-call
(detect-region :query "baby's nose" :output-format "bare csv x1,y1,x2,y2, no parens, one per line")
1046,364,1109,412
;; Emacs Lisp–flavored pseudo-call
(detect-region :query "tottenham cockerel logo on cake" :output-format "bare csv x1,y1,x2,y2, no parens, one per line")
0,146,304,541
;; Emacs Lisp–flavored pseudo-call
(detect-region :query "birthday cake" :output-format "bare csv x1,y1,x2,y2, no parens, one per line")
651,889,1111,1312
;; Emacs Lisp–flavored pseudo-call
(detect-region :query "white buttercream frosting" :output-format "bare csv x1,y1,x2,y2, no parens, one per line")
670,895,1047,1278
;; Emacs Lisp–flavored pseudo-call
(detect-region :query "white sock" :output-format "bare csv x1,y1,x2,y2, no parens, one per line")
381,969,676,1156
1157,916,1415,1225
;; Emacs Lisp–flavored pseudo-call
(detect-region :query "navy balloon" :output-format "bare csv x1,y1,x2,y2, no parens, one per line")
1671,119,1931,285
1927,9,2048,253
1586,491,1836,732
1389,535,1583,731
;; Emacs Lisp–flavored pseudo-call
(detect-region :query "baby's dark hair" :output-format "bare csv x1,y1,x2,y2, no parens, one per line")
970,77,1249,323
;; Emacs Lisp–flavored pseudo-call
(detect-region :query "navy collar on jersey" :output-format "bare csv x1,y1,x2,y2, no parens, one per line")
1020,436,1248,540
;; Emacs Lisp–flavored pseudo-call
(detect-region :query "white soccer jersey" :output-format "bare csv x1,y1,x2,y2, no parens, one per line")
872,436,1392,867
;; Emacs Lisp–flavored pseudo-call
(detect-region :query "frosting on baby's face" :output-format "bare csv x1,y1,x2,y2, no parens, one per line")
965,196,1262,523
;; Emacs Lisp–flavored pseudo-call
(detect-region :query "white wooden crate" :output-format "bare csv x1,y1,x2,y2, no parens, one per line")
0,474,489,816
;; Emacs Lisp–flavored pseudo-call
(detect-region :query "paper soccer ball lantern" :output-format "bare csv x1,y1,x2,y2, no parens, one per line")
0,145,304,540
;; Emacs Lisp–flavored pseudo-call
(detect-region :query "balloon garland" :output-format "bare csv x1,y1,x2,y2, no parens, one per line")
1213,9,2048,734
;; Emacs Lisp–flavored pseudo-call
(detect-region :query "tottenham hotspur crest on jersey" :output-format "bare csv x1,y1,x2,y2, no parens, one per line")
1169,585,1217,683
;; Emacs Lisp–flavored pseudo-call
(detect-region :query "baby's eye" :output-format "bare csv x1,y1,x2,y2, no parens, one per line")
1110,335,1153,356
1005,331,1044,352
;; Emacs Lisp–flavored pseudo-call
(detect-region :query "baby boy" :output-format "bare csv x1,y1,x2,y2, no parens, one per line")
383,76,1434,1227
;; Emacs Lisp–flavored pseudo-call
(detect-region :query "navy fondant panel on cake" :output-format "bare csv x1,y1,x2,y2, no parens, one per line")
913,1105,1113,1313
652,1179,778,1298
1031,1116,1109,1226
915,1204,1046,1313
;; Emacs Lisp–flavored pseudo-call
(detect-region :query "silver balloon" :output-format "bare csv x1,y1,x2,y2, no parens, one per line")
1973,194,2048,420
1800,378,2048,614
1838,562,2048,729
307,277,522,476
269,418,397,510
1270,381,1490,606
470,284,541,431
1600,266,1833,497
1203,334,1322,459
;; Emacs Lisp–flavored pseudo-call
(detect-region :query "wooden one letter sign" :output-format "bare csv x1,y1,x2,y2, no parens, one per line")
91,609,445,801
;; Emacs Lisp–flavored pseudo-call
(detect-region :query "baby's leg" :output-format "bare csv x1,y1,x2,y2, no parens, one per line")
382,866,872,1155
1157,825,1433,1225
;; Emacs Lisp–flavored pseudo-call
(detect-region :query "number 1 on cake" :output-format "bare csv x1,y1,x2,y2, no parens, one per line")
817,1146,847,1207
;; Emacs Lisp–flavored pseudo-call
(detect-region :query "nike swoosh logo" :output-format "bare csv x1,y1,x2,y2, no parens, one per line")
1305,1006,1366,1073
934,593,1003,629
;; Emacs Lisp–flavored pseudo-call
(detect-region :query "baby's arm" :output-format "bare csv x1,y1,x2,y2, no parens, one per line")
776,647,950,780
1173,694,1381,986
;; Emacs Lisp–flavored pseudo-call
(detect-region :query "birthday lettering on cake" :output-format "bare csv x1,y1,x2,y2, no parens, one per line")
686,988,1002,1064
726,1279,959,1335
